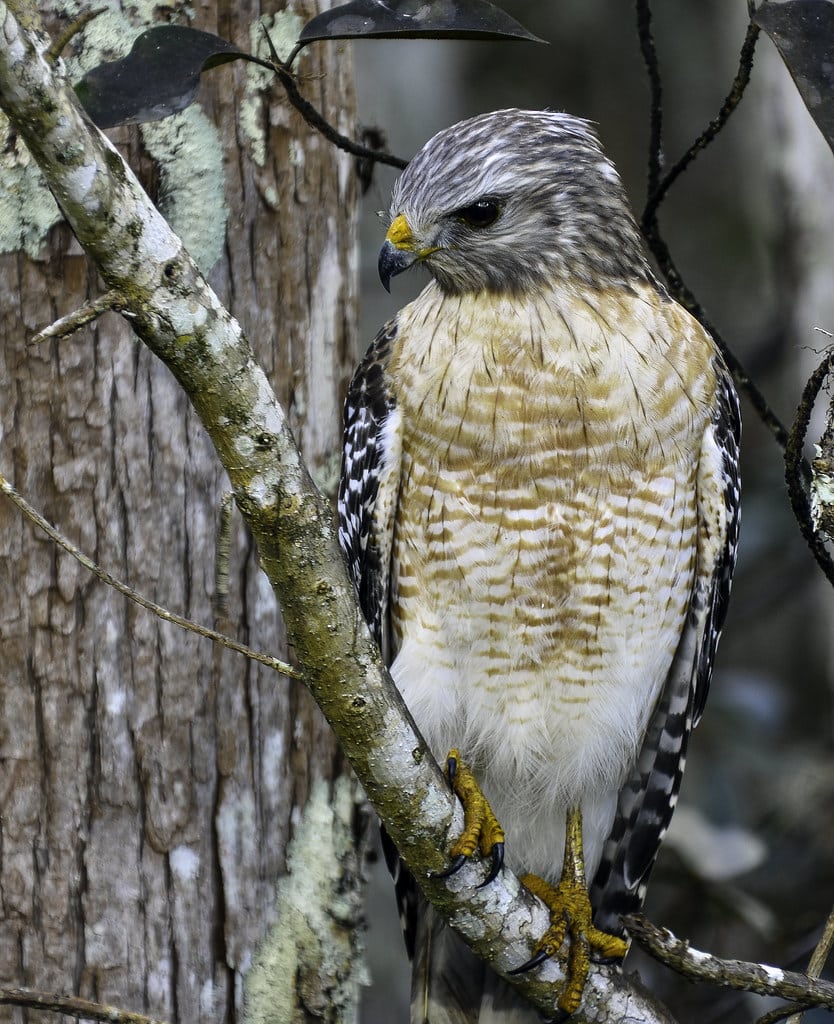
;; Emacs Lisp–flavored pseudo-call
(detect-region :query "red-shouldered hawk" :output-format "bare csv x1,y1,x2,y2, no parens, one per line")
338,108,740,1022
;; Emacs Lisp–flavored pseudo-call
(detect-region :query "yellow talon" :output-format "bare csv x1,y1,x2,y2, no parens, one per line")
447,748,505,860
515,806,627,1015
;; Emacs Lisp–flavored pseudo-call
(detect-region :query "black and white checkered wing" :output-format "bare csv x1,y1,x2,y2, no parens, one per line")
337,318,401,659
591,365,741,933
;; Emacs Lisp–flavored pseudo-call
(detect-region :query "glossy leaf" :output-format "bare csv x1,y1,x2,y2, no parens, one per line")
754,0,834,154
298,0,544,44
76,26,248,129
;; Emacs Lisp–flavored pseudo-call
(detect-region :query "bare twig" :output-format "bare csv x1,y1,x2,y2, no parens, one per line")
29,289,126,344
632,0,834,588
0,987,170,1024
625,915,834,1010
635,0,664,201
44,5,106,63
260,27,407,170
757,1004,817,1024
785,349,834,587
641,17,759,229
785,902,834,1024
0,469,301,679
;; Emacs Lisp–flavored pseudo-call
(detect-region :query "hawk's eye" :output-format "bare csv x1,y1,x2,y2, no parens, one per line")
456,198,501,228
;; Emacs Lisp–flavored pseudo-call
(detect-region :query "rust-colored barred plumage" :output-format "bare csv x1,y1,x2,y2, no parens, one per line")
338,109,740,1022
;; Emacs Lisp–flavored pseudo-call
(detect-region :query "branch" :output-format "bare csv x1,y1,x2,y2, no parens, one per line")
633,2,834,586
257,28,407,171
626,915,834,1011
0,8,670,1021
0,987,170,1024
635,0,664,202
784,348,834,587
0,469,300,678
28,289,126,343
641,16,759,229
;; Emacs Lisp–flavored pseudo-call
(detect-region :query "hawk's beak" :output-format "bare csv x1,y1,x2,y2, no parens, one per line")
378,213,437,292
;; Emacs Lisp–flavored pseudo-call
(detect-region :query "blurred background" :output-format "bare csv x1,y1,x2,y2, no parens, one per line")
349,3,834,1021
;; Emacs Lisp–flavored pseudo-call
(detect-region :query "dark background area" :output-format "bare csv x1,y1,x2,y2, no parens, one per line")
351,4,834,1021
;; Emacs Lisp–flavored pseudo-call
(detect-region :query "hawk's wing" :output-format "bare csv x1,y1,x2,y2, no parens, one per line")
337,317,424,955
590,366,741,934
338,318,401,660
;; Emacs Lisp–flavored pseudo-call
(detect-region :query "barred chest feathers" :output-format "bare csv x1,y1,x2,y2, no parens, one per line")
385,280,718,883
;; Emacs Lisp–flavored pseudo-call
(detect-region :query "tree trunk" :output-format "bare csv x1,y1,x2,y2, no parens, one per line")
0,2,360,1022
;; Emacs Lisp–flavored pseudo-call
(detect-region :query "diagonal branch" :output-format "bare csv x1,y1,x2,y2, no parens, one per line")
0,469,300,678
0,7,671,1021
0,987,169,1024
626,915,834,1011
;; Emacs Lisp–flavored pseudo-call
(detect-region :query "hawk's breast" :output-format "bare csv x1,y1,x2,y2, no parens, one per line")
385,282,717,875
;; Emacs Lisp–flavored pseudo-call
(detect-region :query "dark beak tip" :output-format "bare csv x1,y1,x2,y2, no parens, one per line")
378,238,416,293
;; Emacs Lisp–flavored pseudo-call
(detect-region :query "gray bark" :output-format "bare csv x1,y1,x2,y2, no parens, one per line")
0,2,361,1022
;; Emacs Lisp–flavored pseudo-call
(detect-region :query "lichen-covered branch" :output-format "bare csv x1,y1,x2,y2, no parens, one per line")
0,7,671,1021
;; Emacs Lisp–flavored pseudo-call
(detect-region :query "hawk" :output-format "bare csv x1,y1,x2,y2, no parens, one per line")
338,108,740,1021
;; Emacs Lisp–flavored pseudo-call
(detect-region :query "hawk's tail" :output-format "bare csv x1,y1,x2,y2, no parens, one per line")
410,900,541,1024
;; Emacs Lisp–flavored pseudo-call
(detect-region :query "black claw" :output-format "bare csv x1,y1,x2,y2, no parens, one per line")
446,754,458,788
477,842,504,887
544,1012,571,1024
508,948,550,975
429,854,468,880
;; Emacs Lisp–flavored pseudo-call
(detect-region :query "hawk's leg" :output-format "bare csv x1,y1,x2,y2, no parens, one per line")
432,748,505,885
511,805,628,1015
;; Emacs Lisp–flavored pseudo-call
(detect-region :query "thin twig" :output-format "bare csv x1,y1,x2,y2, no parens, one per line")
632,3,809,506
625,915,834,1010
0,469,302,679
29,289,126,344
259,27,407,170
785,903,834,1024
642,17,759,229
0,988,170,1024
635,0,664,202
784,350,834,587
757,1004,817,1024
45,6,106,64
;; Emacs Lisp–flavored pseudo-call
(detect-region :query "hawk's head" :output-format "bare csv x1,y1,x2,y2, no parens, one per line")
379,108,654,297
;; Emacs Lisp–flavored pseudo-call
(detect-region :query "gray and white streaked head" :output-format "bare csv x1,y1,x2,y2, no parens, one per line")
378,108,655,296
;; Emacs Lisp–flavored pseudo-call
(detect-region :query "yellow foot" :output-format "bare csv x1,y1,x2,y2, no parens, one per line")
432,748,505,886
510,807,627,1016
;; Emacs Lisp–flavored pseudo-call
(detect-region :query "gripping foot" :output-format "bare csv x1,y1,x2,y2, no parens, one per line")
431,748,505,886
510,806,627,1016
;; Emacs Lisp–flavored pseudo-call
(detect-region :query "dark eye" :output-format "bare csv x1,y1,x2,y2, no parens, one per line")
456,198,501,228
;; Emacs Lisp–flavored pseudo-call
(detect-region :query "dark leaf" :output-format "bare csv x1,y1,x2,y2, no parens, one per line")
298,0,544,44
753,0,834,154
76,26,250,129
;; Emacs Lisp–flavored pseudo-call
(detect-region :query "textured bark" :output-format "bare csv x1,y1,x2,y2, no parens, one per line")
0,2,360,1022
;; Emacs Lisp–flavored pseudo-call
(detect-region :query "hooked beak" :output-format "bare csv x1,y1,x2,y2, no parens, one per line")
378,213,437,292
